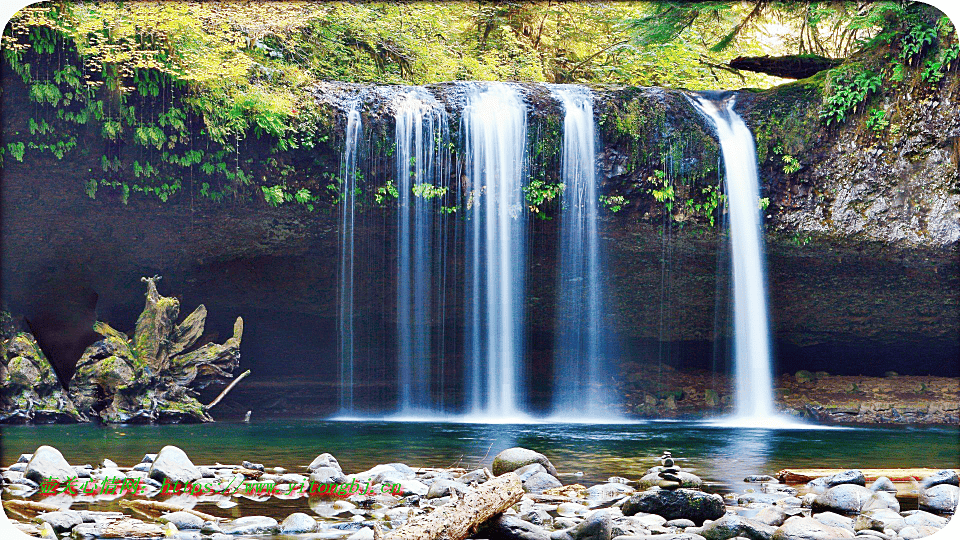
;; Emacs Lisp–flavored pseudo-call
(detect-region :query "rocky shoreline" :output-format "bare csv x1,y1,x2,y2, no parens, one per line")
2,445,957,540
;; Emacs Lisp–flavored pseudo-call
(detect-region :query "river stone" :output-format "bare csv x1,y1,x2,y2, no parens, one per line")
903,510,947,529
587,483,634,500
753,507,789,527
745,476,777,483
812,485,897,515
395,478,429,496
696,514,776,540
855,531,891,540
494,448,559,478
867,477,896,493
551,509,614,540
308,453,342,472
738,492,791,505
310,466,348,485
525,471,563,493
427,479,469,498
483,514,552,540
376,469,409,485
811,512,852,531
613,535,706,540
25,445,76,484
516,463,549,481
459,468,492,484
148,445,202,485
858,509,904,532
622,489,724,525
522,508,553,528
918,483,959,514
772,516,854,540
919,470,959,490
808,471,865,492
639,472,703,490
159,511,205,530
221,516,280,535
666,519,697,528
280,512,318,534
36,510,83,534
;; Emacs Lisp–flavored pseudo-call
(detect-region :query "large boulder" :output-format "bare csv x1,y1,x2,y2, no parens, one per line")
482,515,552,540
493,448,559,478
621,489,724,525
148,445,202,485
772,516,854,540
308,453,342,472
24,446,76,484
918,483,959,514
919,470,959,490
550,509,614,540
811,484,898,515
696,514,777,540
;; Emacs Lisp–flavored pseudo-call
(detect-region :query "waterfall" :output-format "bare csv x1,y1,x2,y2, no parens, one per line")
338,102,361,413
689,93,777,423
462,83,528,418
550,85,610,418
394,90,449,413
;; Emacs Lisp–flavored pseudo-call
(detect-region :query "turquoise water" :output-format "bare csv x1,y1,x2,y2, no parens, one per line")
3,420,957,487
3,420,957,521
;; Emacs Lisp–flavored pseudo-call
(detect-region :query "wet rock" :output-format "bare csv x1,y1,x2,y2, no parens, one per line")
866,477,895,493
524,471,563,493
807,471,865,492
36,510,83,534
622,489,724,525
918,483,959,514
638,472,703,490
551,509,614,540
494,447,559,478
696,514,776,540
902,510,947,529
280,512,318,534
459,468,492,485
812,485,898,515
159,512,205,530
667,519,696,528
919,470,959,490
427,479,469,499
148,445,202,484
221,516,279,535
311,466,348,485
521,508,553,528
25,445,76,483
753,507,788,527
811,512,853,531
483,514,552,540
772,516,854,540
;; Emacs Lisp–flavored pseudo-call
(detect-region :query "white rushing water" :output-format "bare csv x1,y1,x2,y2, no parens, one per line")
689,94,780,425
338,102,362,413
394,90,449,413
462,83,528,418
549,85,611,418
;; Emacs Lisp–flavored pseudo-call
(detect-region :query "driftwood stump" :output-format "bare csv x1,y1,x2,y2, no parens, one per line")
383,472,523,540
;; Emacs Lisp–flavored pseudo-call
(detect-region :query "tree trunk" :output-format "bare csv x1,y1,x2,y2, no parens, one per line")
383,472,523,540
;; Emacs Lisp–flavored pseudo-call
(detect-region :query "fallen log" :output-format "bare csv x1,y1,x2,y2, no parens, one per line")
777,468,958,484
1,499,61,519
729,54,842,79
119,499,222,522
383,472,522,540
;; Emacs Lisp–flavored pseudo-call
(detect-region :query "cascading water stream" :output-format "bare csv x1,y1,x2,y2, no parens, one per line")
549,85,611,418
338,102,362,413
394,90,448,413
462,83,528,418
689,93,782,425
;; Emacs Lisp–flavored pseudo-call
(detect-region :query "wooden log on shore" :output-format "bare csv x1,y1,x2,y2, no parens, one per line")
1,499,61,519
382,472,523,540
777,468,958,484
119,499,222,522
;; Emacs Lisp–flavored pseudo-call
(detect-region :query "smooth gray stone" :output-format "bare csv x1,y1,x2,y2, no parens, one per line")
622,489,724,525
666,519,696,528
493,447,559,477
772,516,854,540
159,511,205,530
483,514,551,540
24,445,75,484
697,514,777,540
524,471,563,494
220,515,280,535
753,507,789,527
308,452,342,472
280,512,319,534
148,445,202,485
36,510,83,534
812,512,853,531
551,509,614,540
867,477,896,493
919,483,959,514
427,479,470,499
919,470,959,490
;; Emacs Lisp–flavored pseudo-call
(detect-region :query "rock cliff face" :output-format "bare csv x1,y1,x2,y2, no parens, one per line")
2,55,957,414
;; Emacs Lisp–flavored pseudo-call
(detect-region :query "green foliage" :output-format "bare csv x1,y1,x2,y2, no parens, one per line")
649,170,674,213
865,108,889,133
523,180,563,219
759,197,770,211
683,184,724,227
375,180,399,205
262,185,289,207
819,67,882,126
411,183,448,200
6,142,25,162
599,195,626,213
